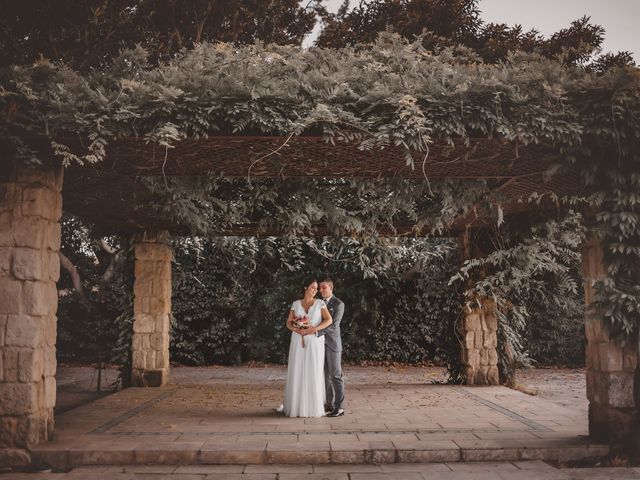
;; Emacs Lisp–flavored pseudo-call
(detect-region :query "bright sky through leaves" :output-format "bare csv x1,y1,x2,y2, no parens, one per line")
479,0,639,61
307,0,639,61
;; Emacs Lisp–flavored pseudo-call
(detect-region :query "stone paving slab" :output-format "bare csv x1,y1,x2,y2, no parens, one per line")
3,463,640,479
30,438,611,471
29,374,610,471
17,365,609,472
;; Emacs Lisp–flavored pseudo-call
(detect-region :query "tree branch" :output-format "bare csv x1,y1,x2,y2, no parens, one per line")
195,0,215,44
59,251,92,310
98,238,121,282
101,252,122,282
170,3,184,49
99,238,116,255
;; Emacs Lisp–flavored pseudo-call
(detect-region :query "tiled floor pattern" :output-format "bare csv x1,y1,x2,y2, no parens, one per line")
30,381,608,470
3,462,640,479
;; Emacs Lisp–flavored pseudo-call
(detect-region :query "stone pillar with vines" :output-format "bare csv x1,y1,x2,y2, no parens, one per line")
583,239,637,443
131,231,172,387
457,230,501,386
460,299,500,385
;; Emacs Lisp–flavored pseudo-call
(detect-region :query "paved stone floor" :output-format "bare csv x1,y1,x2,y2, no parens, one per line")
4,366,639,478
4,462,640,479
17,365,613,473
54,365,588,416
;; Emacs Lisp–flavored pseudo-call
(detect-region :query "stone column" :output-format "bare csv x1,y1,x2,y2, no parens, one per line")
457,230,500,386
461,299,500,385
0,161,62,467
131,231,171,387
583,239,637,443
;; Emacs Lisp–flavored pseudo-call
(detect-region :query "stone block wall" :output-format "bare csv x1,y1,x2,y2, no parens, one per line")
0,162,62,466
131,231,172,387
583,239,637,443
461,299,499,385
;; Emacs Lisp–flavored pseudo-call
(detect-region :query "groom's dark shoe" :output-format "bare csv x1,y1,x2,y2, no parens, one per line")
327,408,344,417
324,404,333,413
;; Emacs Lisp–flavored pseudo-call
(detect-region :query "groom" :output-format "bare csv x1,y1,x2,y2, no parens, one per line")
313,277,345,417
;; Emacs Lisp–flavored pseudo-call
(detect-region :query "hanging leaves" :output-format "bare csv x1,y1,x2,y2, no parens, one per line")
1,34,639,338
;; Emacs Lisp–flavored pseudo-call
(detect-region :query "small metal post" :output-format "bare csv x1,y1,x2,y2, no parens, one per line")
97,362,103,393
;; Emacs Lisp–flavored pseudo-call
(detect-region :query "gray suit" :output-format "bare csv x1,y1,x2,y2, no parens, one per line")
317,296,345,410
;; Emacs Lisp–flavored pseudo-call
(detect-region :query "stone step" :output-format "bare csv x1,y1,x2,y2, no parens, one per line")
31,443,610,471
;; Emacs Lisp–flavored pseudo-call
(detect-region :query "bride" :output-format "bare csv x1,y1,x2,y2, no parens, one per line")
282,277,333,417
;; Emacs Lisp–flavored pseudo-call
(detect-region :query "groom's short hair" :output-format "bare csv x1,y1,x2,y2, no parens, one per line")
319,277,334,288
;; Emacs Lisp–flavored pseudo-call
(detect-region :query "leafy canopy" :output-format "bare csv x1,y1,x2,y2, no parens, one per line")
317,0,635,70
0,0,318,71
1,33,623,168
1,34,639,340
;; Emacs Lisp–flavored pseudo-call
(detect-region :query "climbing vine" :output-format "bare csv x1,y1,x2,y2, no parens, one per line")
1,33,639,340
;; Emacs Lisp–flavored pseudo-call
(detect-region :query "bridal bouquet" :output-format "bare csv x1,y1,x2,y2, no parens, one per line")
293,315,310,348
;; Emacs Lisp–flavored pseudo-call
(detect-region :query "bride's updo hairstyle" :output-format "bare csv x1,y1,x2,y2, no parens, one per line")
300,276,318,297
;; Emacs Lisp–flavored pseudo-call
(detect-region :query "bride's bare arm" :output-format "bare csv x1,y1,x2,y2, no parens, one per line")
286,309,303,334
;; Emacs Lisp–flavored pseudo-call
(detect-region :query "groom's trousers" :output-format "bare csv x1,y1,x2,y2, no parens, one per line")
325,348,345,409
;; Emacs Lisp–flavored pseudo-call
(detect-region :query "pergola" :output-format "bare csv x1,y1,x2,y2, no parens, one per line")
0,37,637,467
0,133,632,467
61,136,573,234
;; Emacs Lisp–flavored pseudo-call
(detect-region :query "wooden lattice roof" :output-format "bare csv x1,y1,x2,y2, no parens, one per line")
62,135,581,236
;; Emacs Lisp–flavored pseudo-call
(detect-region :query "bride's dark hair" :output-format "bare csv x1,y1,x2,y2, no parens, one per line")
300,276,318,297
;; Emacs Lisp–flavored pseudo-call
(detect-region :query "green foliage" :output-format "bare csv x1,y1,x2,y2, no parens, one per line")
57,215,134,386
524,300,585,367
317,1,634,68
0,0,318,70
452,212,586,379
2,35,638,370
141,175,487,275
58,223,583,371
170,238,251,365
57,216,125,363
168,235,461,365
109,243,135,388
0,34,605,168
576,75,640,339
318,0,482,51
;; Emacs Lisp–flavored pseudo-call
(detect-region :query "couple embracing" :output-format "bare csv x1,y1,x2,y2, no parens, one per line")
281,277,345,418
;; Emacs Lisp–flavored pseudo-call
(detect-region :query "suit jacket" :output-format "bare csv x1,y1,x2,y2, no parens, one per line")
317,295,344,352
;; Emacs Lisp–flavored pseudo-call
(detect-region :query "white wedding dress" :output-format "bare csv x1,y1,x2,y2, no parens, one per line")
283,299,326,417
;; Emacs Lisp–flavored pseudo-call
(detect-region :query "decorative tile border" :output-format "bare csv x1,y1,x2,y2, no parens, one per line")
91,390,177,434
454,387,552,432
88,387,552,436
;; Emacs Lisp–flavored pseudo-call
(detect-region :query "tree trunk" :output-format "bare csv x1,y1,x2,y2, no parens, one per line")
59,251,92,310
